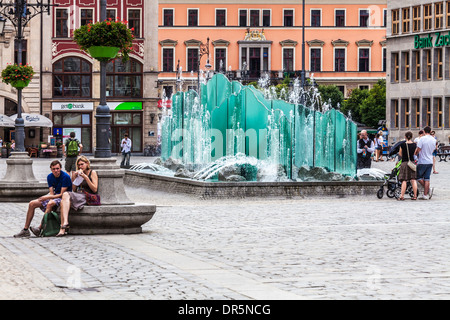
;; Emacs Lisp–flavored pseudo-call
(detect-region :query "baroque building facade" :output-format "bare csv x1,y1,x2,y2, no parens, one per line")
158,0,387,100
0,0,159,154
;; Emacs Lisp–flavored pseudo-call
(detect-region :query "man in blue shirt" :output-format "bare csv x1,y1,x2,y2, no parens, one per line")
14,160,73,238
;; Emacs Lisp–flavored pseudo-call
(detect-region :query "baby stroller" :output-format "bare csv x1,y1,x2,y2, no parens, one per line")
377,144,417,199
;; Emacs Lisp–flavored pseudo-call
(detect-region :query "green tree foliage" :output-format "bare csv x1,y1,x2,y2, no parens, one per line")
317,85,344,110
341,79,386,126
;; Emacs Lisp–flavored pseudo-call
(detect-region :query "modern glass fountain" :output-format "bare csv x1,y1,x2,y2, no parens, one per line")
158,73,357,181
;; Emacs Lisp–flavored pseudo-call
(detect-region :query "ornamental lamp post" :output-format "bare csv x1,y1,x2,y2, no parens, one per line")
0,0,56,153
197,37,211,94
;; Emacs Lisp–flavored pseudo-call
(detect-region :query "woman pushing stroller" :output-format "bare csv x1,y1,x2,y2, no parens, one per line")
397,131,418,200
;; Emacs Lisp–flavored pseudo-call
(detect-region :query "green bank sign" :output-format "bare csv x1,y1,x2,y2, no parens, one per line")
414,32,450,49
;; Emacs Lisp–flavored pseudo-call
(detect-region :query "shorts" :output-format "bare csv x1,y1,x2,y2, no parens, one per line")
416,164,433,181
65,156,78,172
40,198,62,212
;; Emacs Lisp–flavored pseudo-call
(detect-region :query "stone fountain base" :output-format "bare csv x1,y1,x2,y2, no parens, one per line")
124,170,383,199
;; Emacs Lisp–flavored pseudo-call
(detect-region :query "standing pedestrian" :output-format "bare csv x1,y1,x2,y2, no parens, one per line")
397,131,418,200
430,130,438,174
357,130,375,169
414,126,435,200
63,132,83,179
414,130,424,144
120,133,132,168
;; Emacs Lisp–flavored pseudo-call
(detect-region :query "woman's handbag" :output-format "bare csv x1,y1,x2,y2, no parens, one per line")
406,143,417,171
83,190,101,206
69,191,86,210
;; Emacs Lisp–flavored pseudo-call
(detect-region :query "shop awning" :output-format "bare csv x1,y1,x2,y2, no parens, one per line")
10,113,53,128
0,114,15,127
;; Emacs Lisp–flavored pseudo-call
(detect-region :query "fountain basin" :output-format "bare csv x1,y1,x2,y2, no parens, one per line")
124,170,382,199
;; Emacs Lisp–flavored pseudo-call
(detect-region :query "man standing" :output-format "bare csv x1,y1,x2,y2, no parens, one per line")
63,132,83,179
14,160,73,238
357,130,375,169
120,133,132,168
414,126,435,200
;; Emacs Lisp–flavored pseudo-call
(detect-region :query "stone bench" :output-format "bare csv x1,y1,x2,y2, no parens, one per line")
68,204,156,235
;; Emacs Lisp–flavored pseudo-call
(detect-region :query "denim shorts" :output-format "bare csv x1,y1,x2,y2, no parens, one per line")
416,164,433,181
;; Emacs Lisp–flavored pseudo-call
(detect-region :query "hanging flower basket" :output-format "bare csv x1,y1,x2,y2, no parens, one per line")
87,46,121,62
73,19,135,63
1,63,34,89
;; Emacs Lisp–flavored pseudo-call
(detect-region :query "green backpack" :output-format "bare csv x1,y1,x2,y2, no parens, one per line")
39,211,61,237
66,139,79,157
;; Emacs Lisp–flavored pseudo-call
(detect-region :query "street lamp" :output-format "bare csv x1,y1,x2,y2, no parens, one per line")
0,0,56,153
197,37,211,93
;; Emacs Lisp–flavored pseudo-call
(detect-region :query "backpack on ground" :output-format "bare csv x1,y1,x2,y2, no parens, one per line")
66,138,79,157
39,211,61,237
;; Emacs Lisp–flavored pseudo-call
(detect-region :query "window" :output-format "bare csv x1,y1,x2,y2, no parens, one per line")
414,51,421,81
402,7,410,33
215,48,226,71
436,48,443,79
107,9,116,21
403,51,410,81
436,98,443,127
413,99,420,128
311,10,321,27
384,9,387,27
403,99,410,128
359,48,370,72
163,9,174,26
128,9,141,37
80,9,93,26
283,48,294,72
447,2,450,27
263,10,271,27
435,2,444,29
392,9,400,34
393,100,399,128
424,4,432,30
425,49,432,80
284,10,293,27
250,10,260,27
55,9,68,38
310,48,321,72
335,10,345,27
335,48,345,72
413,6,421,32
187,48,199,72
53,57,92,98
392,52,399,82
188,9,198,27
162,48,174,72
424,98,431,126
239,10,247,27
382,48,387,72
106,58,143,98
360,9,369,27
216,9,226,27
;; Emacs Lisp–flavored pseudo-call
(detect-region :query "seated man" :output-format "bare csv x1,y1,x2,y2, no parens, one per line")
14,160,73,238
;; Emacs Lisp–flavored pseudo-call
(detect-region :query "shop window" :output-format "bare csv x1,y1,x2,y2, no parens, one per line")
53,57,92,98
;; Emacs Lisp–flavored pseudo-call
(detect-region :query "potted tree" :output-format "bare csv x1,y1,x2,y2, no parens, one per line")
73,19,135,63
1,63,34,89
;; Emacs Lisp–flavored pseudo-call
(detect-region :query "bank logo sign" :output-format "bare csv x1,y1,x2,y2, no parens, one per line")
52,102,94,111
414,32,450,49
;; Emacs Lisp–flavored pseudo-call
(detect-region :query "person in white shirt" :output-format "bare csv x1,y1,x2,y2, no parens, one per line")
414,130,424,144
120,134,132,167
414,126,435,200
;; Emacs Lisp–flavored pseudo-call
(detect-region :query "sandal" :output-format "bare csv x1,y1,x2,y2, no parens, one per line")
397,197,405,201
411,196,417,200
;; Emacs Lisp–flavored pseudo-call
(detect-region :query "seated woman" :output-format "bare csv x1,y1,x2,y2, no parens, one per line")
58,156,98,237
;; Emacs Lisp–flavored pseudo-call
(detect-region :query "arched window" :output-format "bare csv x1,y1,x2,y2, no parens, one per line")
53,57,92,98
106,58,143,98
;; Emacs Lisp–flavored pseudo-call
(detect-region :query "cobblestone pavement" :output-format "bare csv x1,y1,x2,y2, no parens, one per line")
0,156,449,299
